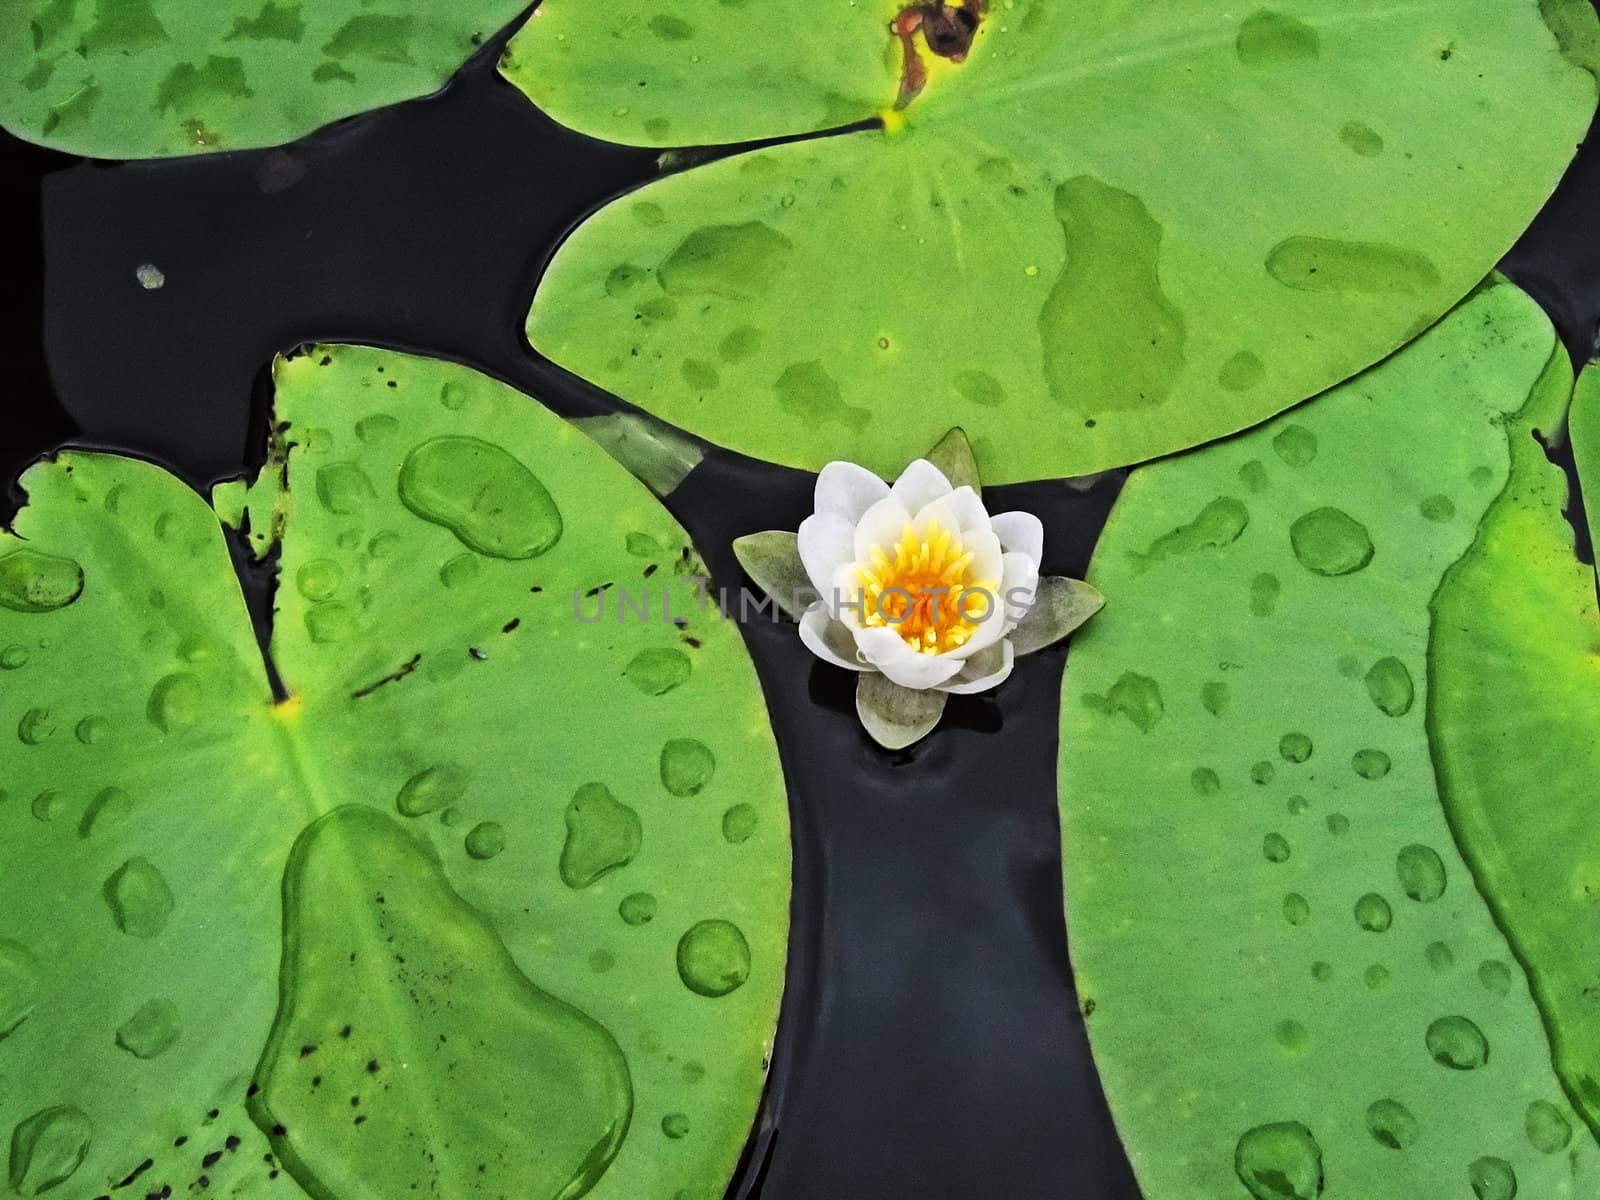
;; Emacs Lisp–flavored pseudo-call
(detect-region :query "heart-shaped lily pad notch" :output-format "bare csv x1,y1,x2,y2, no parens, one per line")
1057,278,1597,1198
0,0,528,157
0,346,789,1200
510,0,1599,483
1427,356,1600,1146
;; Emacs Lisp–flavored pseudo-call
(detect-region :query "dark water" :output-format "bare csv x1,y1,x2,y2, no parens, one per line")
3,14,1598,1198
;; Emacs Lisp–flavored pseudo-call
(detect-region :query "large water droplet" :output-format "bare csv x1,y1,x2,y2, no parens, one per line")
1426,1015,1488,1070
7,1106,92,1195
1524,1099,1573,1153
146,672,201,734
439,553,480,589
1265,236,1439,295
1364,656,1414,716
74,716,107,745
254,805,632,1200
619,893,657,926
30,790,62,822
78,786,133,839
1139,497,1247,565
1290,507,1374,575
659,738,716,797
1478,959,1512,996
1468,1156,1517,1200
661,1113,690,1139
658,222,793,301
1354,893,1393,932
721,804,758,844
1219,351,1265,393
0,939,40,1039
1396,844,1446,902
0,548,84,613
355,413,399,444
1365,1099,1417,1149
296,558,343,602
1250,573,1280,617
17,707,54,745
398,437,562,560
1419,493,1455,522
464,822,505,861
1352,748,1391,780
560,783,642,889
1282,893,1310,926
1190,767,1222,796
1233,1121,1323,1200
625,648,692,696
1278,733,1312,763
116,998,180,1058
395,764,468,817
103,857,174,938
315,461,377,515
1263,833,1291,863
1272,425,1317,467
1083,671,1163,732
677,920,750,998
0,644,30,669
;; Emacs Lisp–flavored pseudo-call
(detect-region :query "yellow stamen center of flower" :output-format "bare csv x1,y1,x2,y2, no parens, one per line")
855,518,996,655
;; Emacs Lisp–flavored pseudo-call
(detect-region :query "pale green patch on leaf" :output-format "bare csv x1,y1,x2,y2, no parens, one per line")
856,672,946,750
0,0,526,156
516,0,1597,482
1058,280,1597,1199
0,346,788,1200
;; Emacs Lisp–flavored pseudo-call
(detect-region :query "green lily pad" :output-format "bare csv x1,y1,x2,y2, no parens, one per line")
1427,356,1600,1143
0,346,788,1199
1057,279,1597,1198
0,0,526,157
512,0,1598,483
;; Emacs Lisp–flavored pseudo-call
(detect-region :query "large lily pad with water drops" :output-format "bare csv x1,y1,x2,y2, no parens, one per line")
1426,357,1600,1148
1057,280,1597,1198
511,0,1599,484
0,346,788,1199
0,0,526,157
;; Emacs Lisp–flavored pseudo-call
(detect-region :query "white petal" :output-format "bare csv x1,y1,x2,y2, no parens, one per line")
989,510,1044,565
814,461,890,523
889,459,953,514
942,549,1025,661
852,626,963,689
937,640,1015,694
799,606,868,671
829,560,868,627
796,512,855,596
912,488,989,542
852,495,912,563
998,551,1041,628
961,527,1004,589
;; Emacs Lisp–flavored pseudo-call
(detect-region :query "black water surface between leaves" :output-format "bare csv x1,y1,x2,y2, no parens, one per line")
3,15,1599,1198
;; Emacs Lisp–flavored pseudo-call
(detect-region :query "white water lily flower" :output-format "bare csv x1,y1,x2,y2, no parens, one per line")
731,432,1104,749
797,458,1039,695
